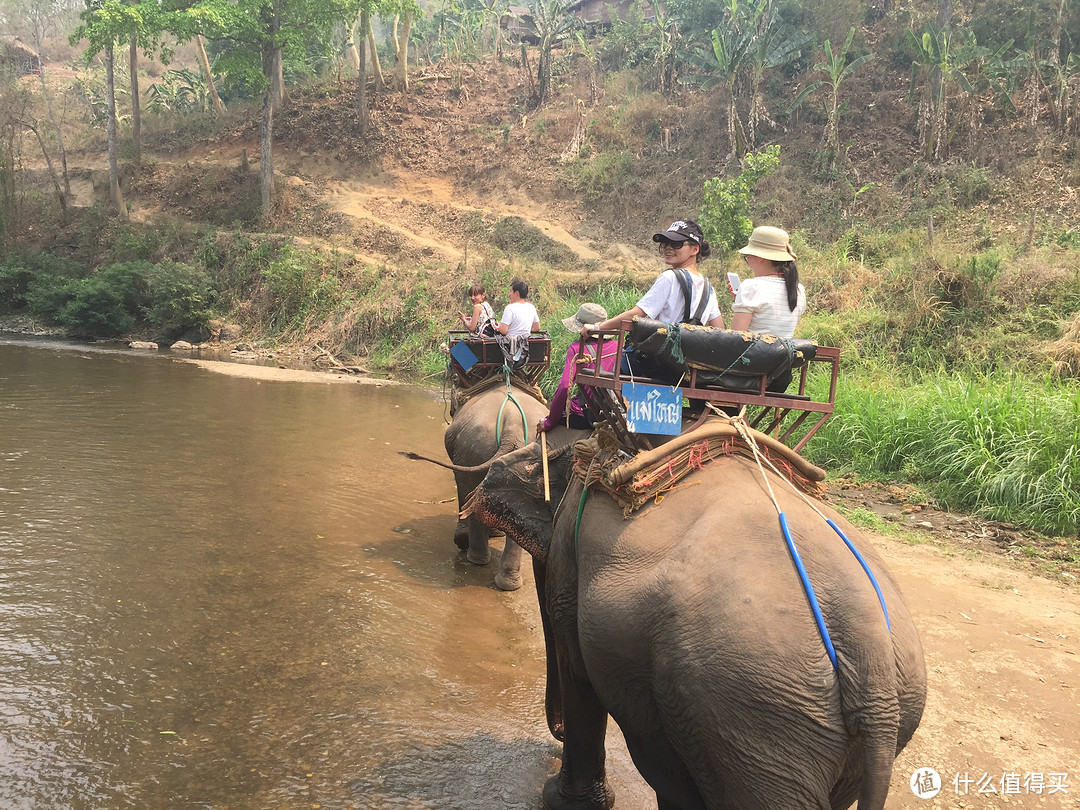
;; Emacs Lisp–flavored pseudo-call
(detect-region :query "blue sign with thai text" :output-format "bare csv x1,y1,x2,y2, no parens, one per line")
621,383,682,435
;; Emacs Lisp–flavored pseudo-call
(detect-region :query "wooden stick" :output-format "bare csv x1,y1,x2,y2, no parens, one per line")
540,430,550,502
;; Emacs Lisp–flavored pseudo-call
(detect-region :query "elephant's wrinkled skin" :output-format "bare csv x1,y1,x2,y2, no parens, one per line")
443,382,548,590
465,439,927,810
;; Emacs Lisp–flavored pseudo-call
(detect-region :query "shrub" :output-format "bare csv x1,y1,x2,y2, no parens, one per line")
144,260,217,338
700,145,781,255
55,262,152,337
0,258,33,311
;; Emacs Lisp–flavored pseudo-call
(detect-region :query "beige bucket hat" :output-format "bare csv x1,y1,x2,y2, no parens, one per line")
561,302,607,331
738,226,797,262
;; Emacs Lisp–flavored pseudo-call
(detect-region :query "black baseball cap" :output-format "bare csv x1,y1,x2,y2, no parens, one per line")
652,220,703,245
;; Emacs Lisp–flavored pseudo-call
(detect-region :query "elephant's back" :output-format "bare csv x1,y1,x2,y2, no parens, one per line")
444,386,547,462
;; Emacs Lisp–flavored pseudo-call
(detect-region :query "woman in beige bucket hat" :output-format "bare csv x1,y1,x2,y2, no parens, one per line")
731,225,806,339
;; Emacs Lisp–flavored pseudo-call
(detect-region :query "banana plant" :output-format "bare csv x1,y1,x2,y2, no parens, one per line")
681,0,763,163
746,3,810,146
901,23,946,158
787,26,872,167
526,0,580,105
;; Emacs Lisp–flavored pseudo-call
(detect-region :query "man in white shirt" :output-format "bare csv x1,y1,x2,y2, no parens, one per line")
498,280,541,336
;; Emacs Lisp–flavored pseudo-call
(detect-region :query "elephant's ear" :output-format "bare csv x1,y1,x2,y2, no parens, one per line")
463,442,576,563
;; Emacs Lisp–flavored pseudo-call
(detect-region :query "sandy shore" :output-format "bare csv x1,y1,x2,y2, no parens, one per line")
178,357,401,385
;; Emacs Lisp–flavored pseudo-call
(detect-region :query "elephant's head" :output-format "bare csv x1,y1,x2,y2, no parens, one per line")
462,439,577,563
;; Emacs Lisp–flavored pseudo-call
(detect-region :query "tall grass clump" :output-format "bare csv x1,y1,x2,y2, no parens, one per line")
810,371,1080,537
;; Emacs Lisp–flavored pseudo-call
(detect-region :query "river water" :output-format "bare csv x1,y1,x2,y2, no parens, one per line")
0,339,653,810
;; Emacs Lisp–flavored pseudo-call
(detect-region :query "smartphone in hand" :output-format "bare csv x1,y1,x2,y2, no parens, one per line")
726,272,742,297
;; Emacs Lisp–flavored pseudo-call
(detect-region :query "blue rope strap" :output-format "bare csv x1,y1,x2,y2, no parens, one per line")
826,518,891,631
779,512,839,670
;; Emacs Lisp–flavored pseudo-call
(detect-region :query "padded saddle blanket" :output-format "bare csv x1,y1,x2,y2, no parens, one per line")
627,318,817,391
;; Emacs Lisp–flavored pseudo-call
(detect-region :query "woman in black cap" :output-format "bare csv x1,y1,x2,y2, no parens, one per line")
579,219,725,335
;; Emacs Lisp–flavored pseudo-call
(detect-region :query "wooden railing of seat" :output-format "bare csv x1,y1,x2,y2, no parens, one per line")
572,321,839,453
446,330,552,389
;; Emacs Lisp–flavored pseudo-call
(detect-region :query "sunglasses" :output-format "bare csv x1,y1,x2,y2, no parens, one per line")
659,239,691,249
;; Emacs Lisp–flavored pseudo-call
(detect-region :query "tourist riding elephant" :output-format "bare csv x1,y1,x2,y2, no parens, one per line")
432,379,548,591
463,437,927,810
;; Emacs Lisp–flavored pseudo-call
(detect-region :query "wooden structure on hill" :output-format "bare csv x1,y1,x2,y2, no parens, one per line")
1,37,40,76
567,0,657,25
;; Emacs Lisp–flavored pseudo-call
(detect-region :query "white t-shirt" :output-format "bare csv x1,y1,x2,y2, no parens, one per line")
731,277,807,338
636,268,722,325
500,301,539,337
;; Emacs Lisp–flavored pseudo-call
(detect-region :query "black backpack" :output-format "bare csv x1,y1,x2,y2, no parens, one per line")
673,267,712,326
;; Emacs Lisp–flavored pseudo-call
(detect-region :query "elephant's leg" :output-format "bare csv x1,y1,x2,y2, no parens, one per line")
493,536,523,591
534,559,564,741
466,515,492,565
453,518,470,551
621,726,707,810
542,652,613,810
453,471,476,551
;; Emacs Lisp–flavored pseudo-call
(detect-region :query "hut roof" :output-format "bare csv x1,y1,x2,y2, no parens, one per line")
1,36,40,62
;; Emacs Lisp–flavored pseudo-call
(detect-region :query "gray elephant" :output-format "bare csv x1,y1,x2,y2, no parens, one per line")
436,379,548,591
463,436,927,810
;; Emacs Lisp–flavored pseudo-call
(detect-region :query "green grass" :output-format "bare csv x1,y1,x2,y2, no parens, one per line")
807,370,1080,537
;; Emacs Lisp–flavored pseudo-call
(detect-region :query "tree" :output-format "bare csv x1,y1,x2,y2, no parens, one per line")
904,23,947,159
182,0,360,217
5,0,79,199
194,34,225,113
700,144,779,254
745,1,810,146
682,1,762,165
787,26,872,168
71,0,147,216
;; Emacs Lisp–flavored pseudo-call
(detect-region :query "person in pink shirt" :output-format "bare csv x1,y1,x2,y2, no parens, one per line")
539,303,616,432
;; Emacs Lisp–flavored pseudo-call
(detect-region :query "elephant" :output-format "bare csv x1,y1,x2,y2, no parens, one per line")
462,434,927,810
432,379,549,591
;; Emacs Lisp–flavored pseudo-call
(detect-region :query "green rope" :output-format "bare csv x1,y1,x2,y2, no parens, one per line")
495,364,529,447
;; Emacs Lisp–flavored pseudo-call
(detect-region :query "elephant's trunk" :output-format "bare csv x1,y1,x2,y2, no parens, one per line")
461,486,549,563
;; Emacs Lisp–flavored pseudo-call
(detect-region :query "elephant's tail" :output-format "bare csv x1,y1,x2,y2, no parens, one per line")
398,449,512,474
855,727,899,810
849,654,903,810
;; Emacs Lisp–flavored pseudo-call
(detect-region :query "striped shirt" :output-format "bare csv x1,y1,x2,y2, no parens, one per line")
731,277,806,338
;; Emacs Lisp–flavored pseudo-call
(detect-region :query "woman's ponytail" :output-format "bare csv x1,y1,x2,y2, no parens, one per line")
774,260,800,311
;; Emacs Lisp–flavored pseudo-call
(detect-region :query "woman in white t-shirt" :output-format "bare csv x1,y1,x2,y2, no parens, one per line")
731,226,807,392
582,219,726,334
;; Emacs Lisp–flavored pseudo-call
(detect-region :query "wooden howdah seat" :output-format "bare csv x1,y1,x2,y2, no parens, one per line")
572,319,840,454
447,330,552,388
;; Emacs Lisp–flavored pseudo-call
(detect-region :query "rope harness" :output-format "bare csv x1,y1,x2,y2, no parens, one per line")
494,364,530,447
